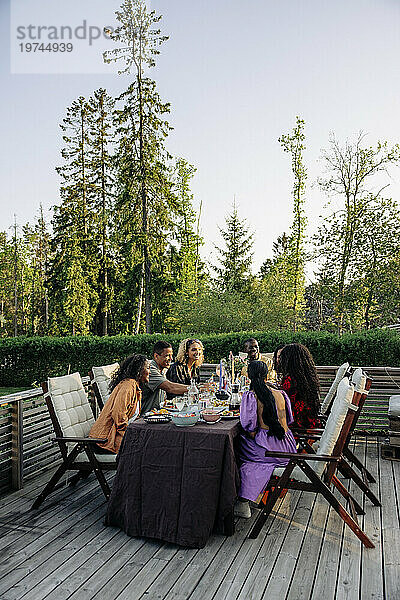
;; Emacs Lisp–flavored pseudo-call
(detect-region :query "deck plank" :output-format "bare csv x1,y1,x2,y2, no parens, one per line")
0,437,392,600
335,437,364,600
359,436,384,600
0,480,109,589
0,474,106,555
2,502,119,599
284,493,327,600
261,491,316,599
204,497,287,600
163,515,255,600
310,466,350,600
235,490,303,600
89,540,165,600
380,438,400,600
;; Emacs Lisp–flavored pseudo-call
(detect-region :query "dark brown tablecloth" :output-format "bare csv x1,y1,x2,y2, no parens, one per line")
105,418,240,548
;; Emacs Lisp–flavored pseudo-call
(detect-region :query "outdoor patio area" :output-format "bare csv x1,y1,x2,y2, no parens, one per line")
0,435,398,600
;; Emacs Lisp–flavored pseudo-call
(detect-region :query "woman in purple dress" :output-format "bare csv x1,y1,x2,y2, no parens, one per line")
235,360,297,518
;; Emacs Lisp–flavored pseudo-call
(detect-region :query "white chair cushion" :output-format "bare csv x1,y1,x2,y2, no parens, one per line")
274,377,355,483
79,452,117,464
92,363,119,405
351,368,368,395
48,372,94,439
320,362,350,414
389,395,400,418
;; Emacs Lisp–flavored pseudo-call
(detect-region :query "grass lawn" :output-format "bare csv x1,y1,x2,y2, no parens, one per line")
0,387,26,397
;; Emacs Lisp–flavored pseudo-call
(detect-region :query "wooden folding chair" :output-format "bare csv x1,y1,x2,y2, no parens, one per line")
294,369,380,506
89,363,119,411
249,377,375,548
31,372,116,510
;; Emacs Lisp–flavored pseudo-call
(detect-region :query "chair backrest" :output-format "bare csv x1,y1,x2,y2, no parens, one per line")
44,372,95,448
90,363,119,409
320,362,350,415
312,377,355,477
347,368,371,438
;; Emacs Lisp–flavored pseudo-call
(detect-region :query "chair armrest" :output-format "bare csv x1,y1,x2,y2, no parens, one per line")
52,436,108,444
265,450,340,462
291,427,325,437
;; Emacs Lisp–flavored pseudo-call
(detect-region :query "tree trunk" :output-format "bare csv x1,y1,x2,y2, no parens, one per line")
195,200,202,294
100,96,108,337
135,264,145,334
13,218,18,337
138,72,152,333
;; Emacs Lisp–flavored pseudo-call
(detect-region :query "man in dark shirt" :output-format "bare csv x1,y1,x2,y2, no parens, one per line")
140,341,189,414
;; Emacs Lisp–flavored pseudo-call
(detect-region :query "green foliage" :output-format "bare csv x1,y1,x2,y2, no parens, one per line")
214,202,254,292
2,329,399,387
278,116,307,330
314,133,400,333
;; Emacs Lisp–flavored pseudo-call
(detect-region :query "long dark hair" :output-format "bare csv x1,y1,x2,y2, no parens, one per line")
109,354,148,393
273,344,285,374
247,360,286,440
278,343,320,414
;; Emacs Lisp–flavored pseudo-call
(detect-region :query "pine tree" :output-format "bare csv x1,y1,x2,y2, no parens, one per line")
214,202,254,292
22,206,51,335
51,96,99,334
88,89,116,335
104,0,169,333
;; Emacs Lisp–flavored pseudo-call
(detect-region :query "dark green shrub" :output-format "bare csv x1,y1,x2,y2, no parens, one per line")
0,329,399,387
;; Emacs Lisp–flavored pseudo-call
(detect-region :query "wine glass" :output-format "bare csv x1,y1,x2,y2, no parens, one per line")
175,396,185,411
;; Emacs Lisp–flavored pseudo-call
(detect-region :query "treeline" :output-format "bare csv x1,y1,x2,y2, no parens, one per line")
1,1,400,338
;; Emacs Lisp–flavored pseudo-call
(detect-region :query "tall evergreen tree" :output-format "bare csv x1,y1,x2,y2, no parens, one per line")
22,206,51,335
88,89,116,335
214,202,254,292
51,97,99,334
104,0,169,333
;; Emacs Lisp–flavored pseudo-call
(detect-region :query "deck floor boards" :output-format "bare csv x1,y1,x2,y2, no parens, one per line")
0,436,397,600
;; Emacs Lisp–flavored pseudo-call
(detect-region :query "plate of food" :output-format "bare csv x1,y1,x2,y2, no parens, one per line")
200,410,222,424
145,408,170,416
220,409,240,420
143,414,171,424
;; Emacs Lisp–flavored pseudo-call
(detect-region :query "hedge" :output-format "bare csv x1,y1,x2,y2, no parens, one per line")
0,329,399,387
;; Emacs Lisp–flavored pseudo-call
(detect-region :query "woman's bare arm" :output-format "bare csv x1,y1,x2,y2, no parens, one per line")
271,389,288,431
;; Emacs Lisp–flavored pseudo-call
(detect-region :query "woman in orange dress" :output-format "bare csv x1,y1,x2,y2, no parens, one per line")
89,354,150,454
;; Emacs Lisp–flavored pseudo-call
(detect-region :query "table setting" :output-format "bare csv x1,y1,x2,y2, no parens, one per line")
104,352,247,548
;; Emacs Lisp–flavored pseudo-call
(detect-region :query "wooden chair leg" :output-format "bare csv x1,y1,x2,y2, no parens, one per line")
343,446,376,483
298,460,375,549
31,444,82,510
331,475,364,515
249,461,296,539
69,470,92,487
337,461,381,507
84,444,111,500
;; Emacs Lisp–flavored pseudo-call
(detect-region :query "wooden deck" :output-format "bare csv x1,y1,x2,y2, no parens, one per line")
0,436,398,600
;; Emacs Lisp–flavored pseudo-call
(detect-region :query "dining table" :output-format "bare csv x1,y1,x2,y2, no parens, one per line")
104,416,241,548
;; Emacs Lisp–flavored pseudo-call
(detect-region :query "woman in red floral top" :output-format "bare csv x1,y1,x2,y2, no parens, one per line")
277,344,322,430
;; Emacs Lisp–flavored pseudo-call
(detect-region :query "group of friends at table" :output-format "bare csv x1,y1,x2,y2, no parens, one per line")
89,337,322,520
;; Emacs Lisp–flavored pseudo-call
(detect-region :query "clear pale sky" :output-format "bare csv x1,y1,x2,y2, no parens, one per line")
1,0,400,279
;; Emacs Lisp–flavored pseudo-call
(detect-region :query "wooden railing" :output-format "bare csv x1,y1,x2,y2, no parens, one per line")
0,377,92,496
0,365,398,496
